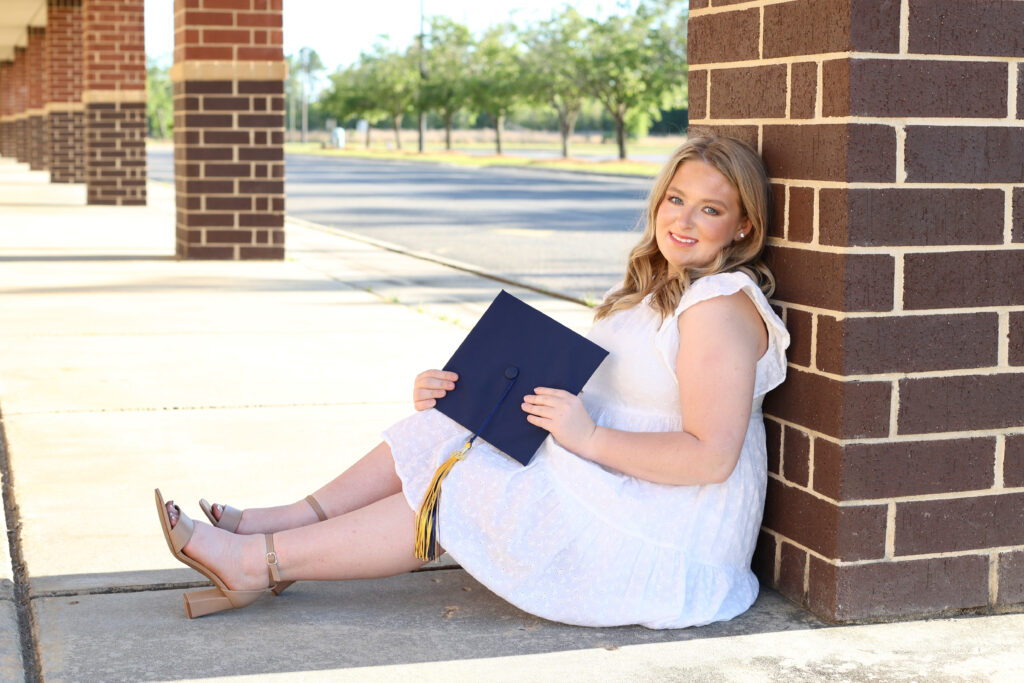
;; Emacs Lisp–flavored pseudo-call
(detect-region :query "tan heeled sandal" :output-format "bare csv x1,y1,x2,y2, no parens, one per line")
156,488,281,618
198,494,327,596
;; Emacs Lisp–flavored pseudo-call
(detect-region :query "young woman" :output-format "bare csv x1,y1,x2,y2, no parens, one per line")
157,136,789,628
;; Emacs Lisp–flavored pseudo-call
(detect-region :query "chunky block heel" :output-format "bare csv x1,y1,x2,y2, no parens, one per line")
156,489,280,619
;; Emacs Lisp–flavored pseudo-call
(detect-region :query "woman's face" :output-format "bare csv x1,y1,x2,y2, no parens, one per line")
654,160,751,270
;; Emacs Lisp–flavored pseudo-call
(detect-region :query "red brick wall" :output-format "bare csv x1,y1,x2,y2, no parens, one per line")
690,0,1024,622
26,27,48,171
172,0,286,259
0,61,11,158
12,48,28,163
83,0,147,205
47,0,86,183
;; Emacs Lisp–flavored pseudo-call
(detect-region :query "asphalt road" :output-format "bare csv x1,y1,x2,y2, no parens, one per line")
147,148,652,301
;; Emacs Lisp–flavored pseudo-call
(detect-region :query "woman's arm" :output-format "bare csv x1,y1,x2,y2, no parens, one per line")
522,291,767,486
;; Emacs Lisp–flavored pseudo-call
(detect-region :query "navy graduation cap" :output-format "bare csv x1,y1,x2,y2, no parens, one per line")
414,290,608,561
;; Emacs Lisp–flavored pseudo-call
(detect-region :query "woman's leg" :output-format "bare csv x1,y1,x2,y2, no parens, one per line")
167,492,424,591
219,441,404,535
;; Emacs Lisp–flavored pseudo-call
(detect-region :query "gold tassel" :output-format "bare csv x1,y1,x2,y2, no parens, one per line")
414,441,472,562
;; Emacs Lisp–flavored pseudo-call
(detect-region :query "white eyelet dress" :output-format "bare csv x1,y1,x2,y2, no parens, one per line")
383,271,790,628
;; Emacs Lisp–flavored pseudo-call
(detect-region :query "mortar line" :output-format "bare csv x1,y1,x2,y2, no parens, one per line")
0,406,43,682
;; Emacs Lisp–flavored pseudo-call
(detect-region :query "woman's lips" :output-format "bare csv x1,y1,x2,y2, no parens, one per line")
668,232,696,246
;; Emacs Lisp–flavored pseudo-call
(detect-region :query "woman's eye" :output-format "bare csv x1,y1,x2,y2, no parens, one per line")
668,196,683,205
703,206,719,216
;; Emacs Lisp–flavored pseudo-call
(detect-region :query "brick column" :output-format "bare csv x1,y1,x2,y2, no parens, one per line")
12,47,28,163
47,0,86,183
83,0,147,205
689,0,1024,622
172,0,286,259
26,27,48,171
0,61,11,157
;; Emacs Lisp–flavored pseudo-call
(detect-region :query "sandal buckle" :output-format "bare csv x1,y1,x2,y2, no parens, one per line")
266,551,278,566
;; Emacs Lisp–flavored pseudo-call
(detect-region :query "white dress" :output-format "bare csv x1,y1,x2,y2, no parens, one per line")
383,271,790,629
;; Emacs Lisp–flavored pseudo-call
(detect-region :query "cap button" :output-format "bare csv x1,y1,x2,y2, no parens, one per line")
504,366,519,380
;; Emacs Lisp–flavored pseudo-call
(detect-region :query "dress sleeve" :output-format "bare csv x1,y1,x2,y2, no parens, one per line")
653,272,791,397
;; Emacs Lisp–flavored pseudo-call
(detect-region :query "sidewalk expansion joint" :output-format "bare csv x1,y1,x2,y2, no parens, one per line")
6,400,408,417
0,406,44,682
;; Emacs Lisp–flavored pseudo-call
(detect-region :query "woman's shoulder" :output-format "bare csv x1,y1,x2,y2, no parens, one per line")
678,271,765,312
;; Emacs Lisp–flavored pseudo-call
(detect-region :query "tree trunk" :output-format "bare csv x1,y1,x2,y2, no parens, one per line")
289,88,296,141
444,112,453,150
494,113,505,155
615,114,627,160
393,115,402,150
364,124,371,149
301,87,309,143
417,110,426,153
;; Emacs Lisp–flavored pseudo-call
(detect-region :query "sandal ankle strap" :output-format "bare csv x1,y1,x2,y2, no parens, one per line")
265,534,282,584
305,494,327,522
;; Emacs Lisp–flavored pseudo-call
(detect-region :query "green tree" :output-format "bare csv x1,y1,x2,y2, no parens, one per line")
583,0,688,159
421,17,474,150
360,43,419,150
321,64,385,148
468,24,526,155
145,57,172,139
522,7,590,158
284,53,302,137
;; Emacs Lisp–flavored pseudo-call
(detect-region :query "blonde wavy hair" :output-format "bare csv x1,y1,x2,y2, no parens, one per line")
594,136,774,322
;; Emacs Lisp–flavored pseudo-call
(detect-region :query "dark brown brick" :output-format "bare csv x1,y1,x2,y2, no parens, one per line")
819,188,1005,247
710,65,787,119
1012,313,1024,367
999,550,1024,605
184,80,233,94
185,213,233,228
906,127,1024,183
766,247,895,312
239,180,283,194
203,96,250,110
769,183,785,239
762,124,895,182
240,246,285,259
808,554,989,622
823,59,1008,118
814,437,995,501
764,0,900,58
904,250,1024,309
689,0,709,7
752,530,777,584
909,0,1024,57
206,229,255,244
1005,434,1024,488
777,542,807,604
239,147,284,161
816,313,999,374
1019,64,1024,121
238,114,284,128
782,426,811,487
239,213,283,227
177,244,234,259
184,180,234,194
765,368,891,439
765,478,887,561
183,113,233,128
237,80,284,94
899,374,1024,434
785,308,812,367
787,187,814,243
896,492,1024,555
1013,188,1024,243
205,163,251,178
205,196,251,211
271,230,286,245
688,69,706,120
766,418,782,475
790,61,818,119
204,131,251,145
688,8,759,65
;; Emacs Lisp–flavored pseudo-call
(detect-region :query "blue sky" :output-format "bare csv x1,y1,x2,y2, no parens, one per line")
144,0,610,72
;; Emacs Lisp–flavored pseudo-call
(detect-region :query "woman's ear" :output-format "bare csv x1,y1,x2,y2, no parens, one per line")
734,217,753,241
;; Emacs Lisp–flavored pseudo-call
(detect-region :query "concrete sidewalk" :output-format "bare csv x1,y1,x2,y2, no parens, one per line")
0,156,1021,681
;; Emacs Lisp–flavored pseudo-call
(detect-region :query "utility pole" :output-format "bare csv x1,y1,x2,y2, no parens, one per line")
417,0,426,153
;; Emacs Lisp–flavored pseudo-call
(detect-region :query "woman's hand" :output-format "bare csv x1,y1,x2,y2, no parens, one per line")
413,369,458,411
522,387,597,456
